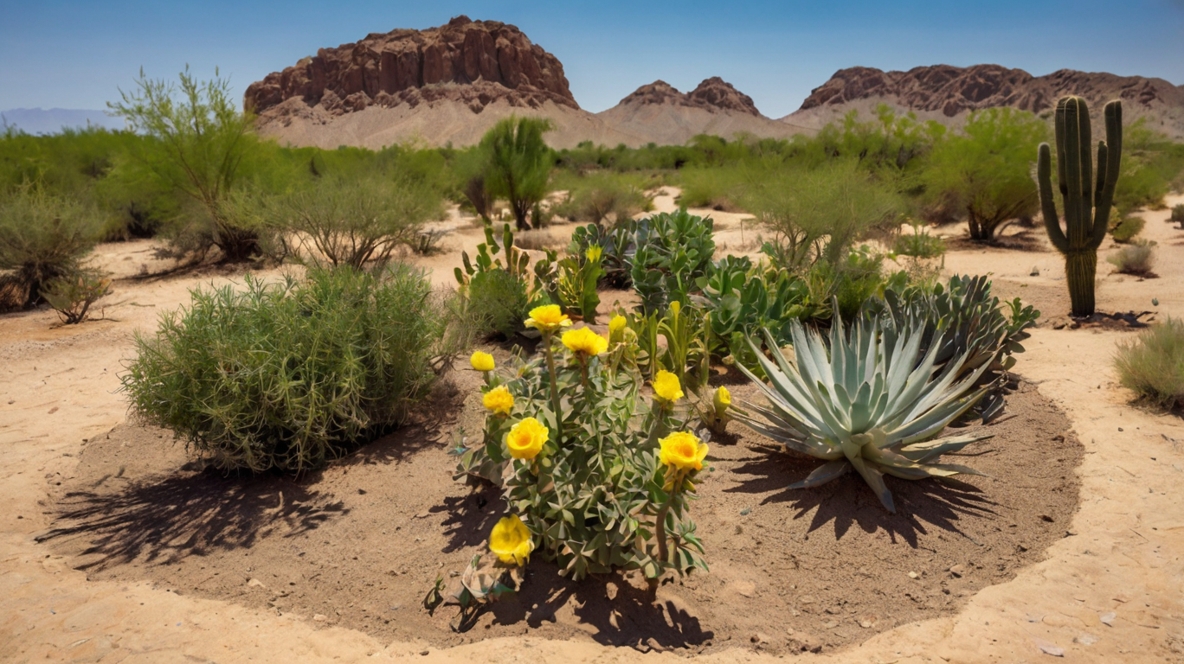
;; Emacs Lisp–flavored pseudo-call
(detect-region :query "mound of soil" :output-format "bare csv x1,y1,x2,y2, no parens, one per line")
38,363,1081,656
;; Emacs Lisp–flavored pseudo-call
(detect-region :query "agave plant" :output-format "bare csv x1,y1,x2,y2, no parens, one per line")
736,315,994,513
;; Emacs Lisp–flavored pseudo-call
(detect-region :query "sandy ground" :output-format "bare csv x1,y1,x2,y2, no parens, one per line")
2,194,1183,663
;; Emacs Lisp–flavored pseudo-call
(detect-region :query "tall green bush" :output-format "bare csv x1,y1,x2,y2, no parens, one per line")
923,107,1047,242
478,117,554,230
108,67,261,261
121,267,460,473
0,186,103,309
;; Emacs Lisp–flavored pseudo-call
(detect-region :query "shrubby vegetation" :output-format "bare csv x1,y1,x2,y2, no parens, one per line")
0,185,104,309
1115,317,1184,411
122,267,464,473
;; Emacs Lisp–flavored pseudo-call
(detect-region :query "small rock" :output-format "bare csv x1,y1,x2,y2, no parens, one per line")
785,628,822,653
823,620,839,629
1036,640,1065,657
1075,633,1098,646
750,632,771,644
908,571,919,579
949,564,965,578
313,614,327,622
859,620,873,629
247,578,265,588
732,580,756,598
798,595,816,604
1030,266,1040,276
1100,611,1116,626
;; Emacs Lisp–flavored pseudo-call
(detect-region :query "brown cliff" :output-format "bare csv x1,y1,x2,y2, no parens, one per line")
244,15,577,117
788,64,1184,137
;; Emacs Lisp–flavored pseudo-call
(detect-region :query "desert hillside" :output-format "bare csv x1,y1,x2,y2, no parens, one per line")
783,64,1184,138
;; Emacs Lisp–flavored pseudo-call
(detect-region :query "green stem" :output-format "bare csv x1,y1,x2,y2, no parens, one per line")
654,486,677,566
543,334,563,446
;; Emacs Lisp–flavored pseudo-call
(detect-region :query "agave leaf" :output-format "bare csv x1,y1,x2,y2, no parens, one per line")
848,454,895,513
787,459,851,489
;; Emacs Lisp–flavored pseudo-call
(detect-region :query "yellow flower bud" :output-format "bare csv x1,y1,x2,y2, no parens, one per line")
470,351,495,372
608,314,626,336
585,245,603,263
482,385,514,416
659,431,709,472
505,417,549,460
561,327,608,356
524,304,571,333
652,370,684,403
489,514,533,566
713,385,731,411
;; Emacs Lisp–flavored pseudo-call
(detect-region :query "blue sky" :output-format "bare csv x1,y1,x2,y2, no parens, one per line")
2,0,1183,117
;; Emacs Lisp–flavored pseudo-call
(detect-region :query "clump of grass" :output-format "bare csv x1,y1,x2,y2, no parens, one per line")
42,268,111,324
1170,203,1184,227
1115,317,1184,411
1107,239,1156,276
513,229,565,252
1111,215,1145,243
121,266,462,474
893,222,946,259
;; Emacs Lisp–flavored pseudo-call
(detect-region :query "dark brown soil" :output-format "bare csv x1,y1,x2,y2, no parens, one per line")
38,361,1081,656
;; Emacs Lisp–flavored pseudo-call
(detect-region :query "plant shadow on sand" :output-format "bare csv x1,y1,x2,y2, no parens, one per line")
435,483,713,649
725,442,999,548
36,395,457,571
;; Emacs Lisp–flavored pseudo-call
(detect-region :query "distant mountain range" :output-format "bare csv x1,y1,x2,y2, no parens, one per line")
0,108,124,135
246,17,1184,149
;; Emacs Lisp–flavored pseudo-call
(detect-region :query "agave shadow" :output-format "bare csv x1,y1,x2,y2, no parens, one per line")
724,443,999,547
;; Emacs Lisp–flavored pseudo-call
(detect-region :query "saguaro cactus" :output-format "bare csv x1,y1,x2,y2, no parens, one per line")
1037,97,1122,317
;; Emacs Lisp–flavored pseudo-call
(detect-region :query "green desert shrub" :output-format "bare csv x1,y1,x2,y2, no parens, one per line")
42,268,112,324
1107,239,1156,276
0,186,104,309
1170,203,1184,225
1111,215,1145,243
893,222,946,259
564,171,652,226
1115,317,1184,410
630,210,716,314
466,268,531,339
122,266,458,473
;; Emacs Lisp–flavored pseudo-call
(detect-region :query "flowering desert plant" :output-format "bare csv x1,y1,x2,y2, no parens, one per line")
455,308,709,580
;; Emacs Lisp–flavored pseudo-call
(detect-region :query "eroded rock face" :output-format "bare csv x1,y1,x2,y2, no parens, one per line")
244,15,577,116
800,64,1184,117
615,77,761,115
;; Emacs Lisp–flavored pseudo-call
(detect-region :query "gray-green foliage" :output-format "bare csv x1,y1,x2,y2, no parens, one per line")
479,117,554,230
565,171,651,226
108,67,261,261
924,107,1047,242
736,316,994,513
1107,239,1156,276
742,159,902,270
630,210,716,314
1115,317,1184,411
0,185,104,309
456,223,537,338
1110,215,1144,243
42,268,111,324
122,267,457,473
254,171,442,269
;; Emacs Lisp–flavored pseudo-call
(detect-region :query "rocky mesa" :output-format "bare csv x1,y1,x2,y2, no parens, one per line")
783,64,1184,137
595,77,804,146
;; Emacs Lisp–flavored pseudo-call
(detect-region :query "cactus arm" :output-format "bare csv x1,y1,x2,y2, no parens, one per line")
1076,99,1093,207
1088,142,1110,249
1055,98,1069,198
1038,143,1070,253
1061,98,1085,247
1092,100,1123,240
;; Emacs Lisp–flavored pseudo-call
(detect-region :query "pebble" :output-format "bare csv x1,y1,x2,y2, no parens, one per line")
1100,611,1116,626
949,564,965,578
908,571,919,579
313,614,327,622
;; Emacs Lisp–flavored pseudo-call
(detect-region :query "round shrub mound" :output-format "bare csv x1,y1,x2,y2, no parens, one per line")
122,266,452,473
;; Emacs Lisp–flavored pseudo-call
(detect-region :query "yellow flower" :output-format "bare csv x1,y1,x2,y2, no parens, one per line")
713,385,731,411
652,370,684,403
608,314,626,336
585,245,603,263
489,514,533,566
659,431,709,471
470,351,495,372
505,417,549,460
482,385,514,416
561,327,608,356
524,304,571,333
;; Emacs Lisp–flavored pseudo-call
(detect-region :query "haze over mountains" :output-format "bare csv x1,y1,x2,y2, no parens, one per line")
9,16,1184,143
0,108,124,135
